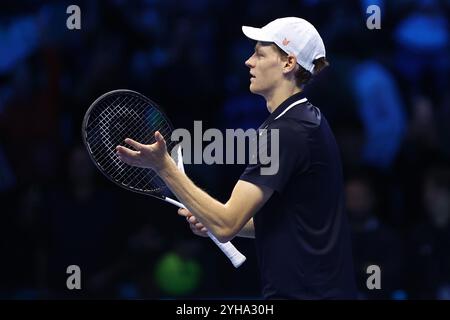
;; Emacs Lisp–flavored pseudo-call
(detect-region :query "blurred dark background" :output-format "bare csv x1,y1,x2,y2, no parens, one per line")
0,0,449,300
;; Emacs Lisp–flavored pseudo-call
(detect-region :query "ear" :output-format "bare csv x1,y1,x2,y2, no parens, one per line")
283,55,298,74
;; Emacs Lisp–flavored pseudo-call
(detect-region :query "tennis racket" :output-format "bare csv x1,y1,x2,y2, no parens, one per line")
82,89,246,268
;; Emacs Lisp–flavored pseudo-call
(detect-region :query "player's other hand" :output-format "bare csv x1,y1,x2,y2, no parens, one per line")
178,208,209,238
116,131,173,172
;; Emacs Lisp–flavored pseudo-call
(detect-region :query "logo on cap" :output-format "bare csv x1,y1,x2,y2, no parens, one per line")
282,38,290,46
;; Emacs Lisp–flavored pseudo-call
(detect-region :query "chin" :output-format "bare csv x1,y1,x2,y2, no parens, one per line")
249,83,260,94
249,85,265,97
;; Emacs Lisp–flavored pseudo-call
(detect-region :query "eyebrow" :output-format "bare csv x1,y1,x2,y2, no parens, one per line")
254,42,271,52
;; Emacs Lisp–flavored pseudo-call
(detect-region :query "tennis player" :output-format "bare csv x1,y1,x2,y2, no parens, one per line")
116,17,357,299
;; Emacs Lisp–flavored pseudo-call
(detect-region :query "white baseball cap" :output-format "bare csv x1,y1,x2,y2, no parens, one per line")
242,17,326,73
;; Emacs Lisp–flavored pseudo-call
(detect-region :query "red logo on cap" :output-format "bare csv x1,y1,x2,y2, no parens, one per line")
282,38,290,46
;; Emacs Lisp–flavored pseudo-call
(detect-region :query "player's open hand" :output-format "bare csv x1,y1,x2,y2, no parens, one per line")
178,208,209,238
116,131,172,171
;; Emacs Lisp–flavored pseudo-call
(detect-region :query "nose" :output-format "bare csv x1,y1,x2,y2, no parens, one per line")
245,53,255,68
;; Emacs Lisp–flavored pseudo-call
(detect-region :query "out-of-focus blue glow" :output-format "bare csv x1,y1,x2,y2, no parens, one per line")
0,16,38,74
352,60,407,169
395,14,449,50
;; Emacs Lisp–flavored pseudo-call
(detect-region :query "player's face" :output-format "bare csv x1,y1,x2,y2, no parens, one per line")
245,42,284,97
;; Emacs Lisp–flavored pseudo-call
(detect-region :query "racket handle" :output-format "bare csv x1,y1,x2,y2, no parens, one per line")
206,231,246,268
164,197,247,268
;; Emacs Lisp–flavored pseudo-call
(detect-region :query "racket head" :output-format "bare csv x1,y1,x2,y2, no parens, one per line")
82,89,178,197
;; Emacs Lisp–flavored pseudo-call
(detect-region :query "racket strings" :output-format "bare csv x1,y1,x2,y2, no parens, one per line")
85,91,176,193
94,101,169,191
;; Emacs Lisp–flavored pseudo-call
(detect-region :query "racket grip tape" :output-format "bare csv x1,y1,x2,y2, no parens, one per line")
207,231,246,268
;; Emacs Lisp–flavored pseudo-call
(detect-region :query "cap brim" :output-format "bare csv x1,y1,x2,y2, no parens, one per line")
242,26,273,42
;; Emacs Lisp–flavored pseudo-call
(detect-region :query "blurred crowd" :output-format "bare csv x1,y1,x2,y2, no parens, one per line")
0,0,449,299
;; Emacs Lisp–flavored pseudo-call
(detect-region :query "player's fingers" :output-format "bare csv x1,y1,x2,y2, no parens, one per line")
188,222,208,237
124,138,144,151
195,222,204,229
189,224,198,233
155,131,166,145
116,145,137,155
116,146,140,164
191,226,208,237
177,208,190,217
188,216,197,224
